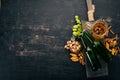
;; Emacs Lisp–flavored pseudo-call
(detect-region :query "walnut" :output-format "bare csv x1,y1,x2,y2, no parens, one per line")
64,40,81,53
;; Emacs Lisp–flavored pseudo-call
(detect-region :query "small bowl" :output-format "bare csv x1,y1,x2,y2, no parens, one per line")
91,20,108,41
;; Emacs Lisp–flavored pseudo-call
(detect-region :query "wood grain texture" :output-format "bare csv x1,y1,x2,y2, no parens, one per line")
0,0,120,80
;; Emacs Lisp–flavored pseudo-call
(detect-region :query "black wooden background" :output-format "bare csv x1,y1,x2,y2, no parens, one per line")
0,0,120,80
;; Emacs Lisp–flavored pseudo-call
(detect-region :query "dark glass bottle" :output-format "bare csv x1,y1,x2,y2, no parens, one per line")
83,30,112,62
79,36,101,71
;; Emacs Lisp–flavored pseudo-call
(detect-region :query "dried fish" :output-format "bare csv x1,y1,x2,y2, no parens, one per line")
70,53,77,57
70,57,79,62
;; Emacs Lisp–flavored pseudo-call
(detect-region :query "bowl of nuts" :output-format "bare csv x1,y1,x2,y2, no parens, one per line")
91,20,108,40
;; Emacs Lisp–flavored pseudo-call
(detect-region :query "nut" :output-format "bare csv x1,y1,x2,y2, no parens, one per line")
64,40,81,53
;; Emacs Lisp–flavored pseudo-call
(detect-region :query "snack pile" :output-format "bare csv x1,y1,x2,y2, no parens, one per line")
64,16,120,71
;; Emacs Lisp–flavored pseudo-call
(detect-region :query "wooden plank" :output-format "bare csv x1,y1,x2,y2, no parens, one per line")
86,0,95,21
86,0,92,10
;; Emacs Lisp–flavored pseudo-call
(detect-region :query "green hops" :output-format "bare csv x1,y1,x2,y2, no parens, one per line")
72,25,82,37
73,32,78,37
75,15,79,19
75,15,81,24
72,15,83,37
73,25,79,29
73,28,77,32
78,28,82,32
76,19,81,24
73,31,80,37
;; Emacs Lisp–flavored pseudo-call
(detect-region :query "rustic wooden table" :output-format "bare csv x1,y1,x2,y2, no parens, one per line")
0,0,120,80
